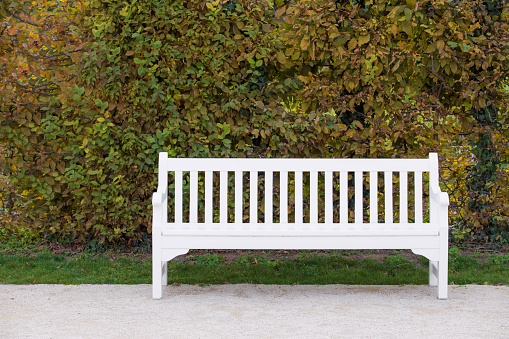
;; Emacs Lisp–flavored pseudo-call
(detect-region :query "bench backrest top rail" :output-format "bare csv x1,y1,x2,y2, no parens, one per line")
160,157,435,173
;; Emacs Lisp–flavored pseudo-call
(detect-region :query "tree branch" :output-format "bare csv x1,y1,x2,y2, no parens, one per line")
4,8,41,27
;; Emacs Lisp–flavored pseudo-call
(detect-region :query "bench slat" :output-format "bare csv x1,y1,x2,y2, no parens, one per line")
369,171,378,224
325,171,333,225
220,171,228,224
235,171,242,224
415,171,423,224
355,171,363,224
340,171,348,224
265,171,273,224
190,171,198,224
175,171,182,224
205,171,213,224
295,171,303,225
280,171,288,224
400,171,408,223
310,171,318,225
250,171,257,224
385,171,393,224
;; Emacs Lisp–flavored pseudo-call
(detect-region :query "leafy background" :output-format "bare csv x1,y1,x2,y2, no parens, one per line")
1,0,508,246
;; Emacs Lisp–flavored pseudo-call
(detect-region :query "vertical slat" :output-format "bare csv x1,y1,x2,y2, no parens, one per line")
220,171,228,224
235,171,242,224
190,171,198,223
415,171,423,223
400,171,408,223
205,171,213,224
340,171,348,224
355,171,363,224
369,171,378,224
295,171,303,224
385,171,393,224
250,171,258,224
310,171,318,224
265,171,273,225
174,170,182,224
325,171,333,225
280,171,288,224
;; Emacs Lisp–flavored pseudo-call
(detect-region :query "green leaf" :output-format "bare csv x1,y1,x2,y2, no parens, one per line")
358,34,370,46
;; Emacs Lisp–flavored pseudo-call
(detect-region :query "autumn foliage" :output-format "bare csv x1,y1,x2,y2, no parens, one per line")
1,0,508,245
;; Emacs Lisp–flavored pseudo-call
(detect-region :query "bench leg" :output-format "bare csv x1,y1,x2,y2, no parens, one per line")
438,258,448,300
429,261,438,287
153,260,163,299
162,261,168,286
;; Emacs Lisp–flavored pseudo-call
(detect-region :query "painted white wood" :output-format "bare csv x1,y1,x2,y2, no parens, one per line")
340,171,348,224
220,171,228,224
162,227,438,237
280,171,288,224
165,158,431,172
250,171,258,224
325,171,333,225
265,171,273,225
205,171,213,224
153,153,449,299
235,171,242,224
310,171,318,225
385,171,393,224
369,171,378,224
174,171,182,224
415,172,423,224
400,171,408,224
295,171,303,224
190,171,198,224
355,171,363,224
160,235,440,250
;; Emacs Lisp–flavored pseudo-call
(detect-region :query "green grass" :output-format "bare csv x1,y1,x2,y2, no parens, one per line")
1,250,508,286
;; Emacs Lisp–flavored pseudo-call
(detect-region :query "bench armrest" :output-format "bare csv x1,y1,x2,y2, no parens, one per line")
430,185,449,207
152,186,168,233
152,189,167,207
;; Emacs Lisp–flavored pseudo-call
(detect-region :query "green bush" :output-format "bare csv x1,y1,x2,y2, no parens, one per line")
1,0,508,245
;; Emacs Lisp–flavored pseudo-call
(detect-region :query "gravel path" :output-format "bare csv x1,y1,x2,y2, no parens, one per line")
1,284,508,338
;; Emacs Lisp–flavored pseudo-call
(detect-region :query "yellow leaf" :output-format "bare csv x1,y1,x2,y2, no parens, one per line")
276,51,286,64
297,75,308,84
450,62,458,73
348,38,357,50
300,36,310,51
437,40,445,50
97,117,105,122
337,124,347,131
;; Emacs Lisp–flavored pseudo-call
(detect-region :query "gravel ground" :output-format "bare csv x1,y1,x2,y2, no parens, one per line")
1,284,508,338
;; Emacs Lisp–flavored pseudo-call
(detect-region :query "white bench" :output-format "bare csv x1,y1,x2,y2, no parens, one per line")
152,152,449,299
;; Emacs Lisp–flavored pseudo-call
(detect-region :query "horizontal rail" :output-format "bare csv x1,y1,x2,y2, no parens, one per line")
164,158,432,172
161,227,438,237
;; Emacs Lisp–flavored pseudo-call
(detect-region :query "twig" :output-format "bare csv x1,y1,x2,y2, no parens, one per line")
4,8,41,27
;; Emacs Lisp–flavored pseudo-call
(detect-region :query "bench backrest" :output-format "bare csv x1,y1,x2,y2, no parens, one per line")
157,153,442,232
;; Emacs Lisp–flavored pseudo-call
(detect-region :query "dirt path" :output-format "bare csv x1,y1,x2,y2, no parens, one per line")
1,284,508,338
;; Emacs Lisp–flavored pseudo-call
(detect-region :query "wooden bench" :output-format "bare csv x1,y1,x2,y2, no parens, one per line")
152,152,449,299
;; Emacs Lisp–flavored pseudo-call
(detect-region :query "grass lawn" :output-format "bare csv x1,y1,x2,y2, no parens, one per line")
1,244,508,286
